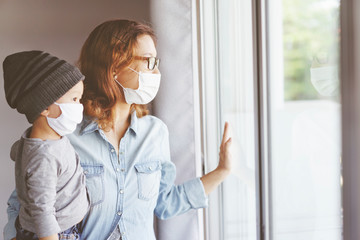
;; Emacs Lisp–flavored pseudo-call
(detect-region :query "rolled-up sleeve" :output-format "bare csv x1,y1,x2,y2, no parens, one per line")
183,178,208,208
154,126,208,220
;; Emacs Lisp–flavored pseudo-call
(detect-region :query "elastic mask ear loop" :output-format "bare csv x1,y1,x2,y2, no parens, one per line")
53,102,62,117
127,67,142,90
113,68,141,91
113,73,125,89
128,67,140,74
114,78,124,88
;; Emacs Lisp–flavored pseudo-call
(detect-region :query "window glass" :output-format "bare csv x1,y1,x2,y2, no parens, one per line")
268,0,342,239
218,0,257,239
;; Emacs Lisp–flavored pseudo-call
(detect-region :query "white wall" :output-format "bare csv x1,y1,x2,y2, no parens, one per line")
0,0,150,232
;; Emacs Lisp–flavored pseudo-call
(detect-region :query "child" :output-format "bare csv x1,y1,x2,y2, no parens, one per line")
3,51,89,240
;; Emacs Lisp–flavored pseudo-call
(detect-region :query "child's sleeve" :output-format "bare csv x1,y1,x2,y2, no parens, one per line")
25,153,61,238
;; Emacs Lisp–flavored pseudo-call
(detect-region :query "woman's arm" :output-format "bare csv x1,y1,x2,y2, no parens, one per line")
155,123,208,219
200,122,233,195
155,122,233,219
4,190,20,240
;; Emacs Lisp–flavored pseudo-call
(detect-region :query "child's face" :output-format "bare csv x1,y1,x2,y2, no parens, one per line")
47,81,84,118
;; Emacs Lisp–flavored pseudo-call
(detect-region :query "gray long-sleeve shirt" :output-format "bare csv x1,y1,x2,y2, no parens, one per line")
11,128,89,238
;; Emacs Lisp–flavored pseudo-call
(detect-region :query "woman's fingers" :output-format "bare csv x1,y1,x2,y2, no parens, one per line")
221,122,230,147
225,137,232,147
218,122,233,173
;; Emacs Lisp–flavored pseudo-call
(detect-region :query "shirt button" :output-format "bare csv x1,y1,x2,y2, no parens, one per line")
119,189,124,194
111,149,115,153
116,168,120,172
148,166,153,170
121,168,125,172
122,232,126,236
117,211,122,216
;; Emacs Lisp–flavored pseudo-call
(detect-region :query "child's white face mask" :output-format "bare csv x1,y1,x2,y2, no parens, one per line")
114,67,161,105
47,102,84,136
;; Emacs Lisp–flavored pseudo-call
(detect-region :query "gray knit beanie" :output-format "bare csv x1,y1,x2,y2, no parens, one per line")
3,50,85,123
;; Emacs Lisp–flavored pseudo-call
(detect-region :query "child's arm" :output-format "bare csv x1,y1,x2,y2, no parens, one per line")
25,154,61,238
200,122,233,195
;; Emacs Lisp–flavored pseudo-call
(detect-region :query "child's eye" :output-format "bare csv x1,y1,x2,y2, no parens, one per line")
73,97,78,102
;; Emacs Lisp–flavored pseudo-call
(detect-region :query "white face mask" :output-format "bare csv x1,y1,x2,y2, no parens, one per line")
47,102,84,136
114,67,161,104
310,65,339,97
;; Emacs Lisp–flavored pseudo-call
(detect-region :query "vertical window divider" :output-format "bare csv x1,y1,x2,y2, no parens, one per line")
214,0,226,238
198,0,224,239
252,0,272,239
341,0,360,239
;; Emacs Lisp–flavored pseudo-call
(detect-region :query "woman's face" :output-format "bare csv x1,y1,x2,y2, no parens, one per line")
117,34,160,90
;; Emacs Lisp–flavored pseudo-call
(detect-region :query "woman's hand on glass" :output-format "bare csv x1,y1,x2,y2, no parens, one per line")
200,122,233,195
217,122,233,175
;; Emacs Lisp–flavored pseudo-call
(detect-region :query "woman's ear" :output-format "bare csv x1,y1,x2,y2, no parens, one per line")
113,71,118,80
40,109,50,117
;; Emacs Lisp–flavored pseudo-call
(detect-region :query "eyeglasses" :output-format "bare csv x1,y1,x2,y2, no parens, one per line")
134,56,160,70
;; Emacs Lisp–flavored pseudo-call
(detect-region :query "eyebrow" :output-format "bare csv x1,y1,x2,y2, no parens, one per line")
139,52,156,57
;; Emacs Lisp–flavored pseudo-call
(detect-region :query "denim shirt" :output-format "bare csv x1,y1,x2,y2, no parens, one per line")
4,111,208,240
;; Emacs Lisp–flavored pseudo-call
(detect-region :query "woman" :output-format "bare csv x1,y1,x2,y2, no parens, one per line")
4,19,232,240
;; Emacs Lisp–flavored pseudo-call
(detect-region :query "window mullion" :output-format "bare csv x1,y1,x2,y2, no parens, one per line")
253,0,272,239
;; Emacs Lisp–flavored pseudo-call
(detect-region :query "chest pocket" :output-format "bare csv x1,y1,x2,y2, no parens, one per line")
134,161,162,201
81,164,104,207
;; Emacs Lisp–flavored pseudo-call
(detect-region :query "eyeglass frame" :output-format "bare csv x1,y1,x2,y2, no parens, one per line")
112,35,160,71
133,56,160,71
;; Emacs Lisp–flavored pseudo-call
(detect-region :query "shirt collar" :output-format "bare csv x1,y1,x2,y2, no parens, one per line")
79,116,99,136
128,110,138,135
79,110,139,136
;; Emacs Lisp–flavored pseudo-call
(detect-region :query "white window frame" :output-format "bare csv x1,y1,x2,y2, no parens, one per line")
341,0,360,239
198,0,223,239
198,0,360,239
198,0,266,239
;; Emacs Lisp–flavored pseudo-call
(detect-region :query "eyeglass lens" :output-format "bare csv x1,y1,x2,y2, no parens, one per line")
148,57,160,70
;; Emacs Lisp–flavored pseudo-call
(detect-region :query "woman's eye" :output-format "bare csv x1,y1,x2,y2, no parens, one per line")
73,97,78,102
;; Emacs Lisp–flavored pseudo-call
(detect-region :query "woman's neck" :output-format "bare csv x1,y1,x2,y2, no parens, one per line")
104,102,132,154
111,102,132,129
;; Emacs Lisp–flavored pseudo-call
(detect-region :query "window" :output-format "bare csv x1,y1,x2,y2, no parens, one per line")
200,0,257,239
199,0,342,239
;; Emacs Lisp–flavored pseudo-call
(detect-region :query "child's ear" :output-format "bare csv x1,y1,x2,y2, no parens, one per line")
40,109,50,117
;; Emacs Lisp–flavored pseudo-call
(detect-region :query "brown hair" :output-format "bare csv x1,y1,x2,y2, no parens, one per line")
78,19,156,130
